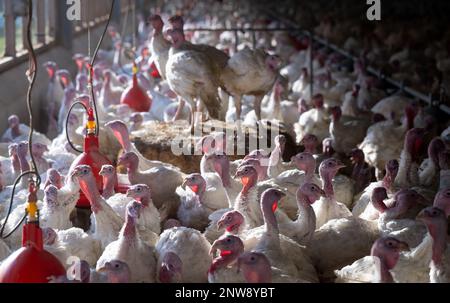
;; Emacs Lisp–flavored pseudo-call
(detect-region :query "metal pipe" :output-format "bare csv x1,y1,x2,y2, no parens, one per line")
184,27,304,32
262,9,450,115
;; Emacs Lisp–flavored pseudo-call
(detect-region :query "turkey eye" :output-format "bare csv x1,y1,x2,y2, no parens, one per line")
137,187,141,191
115,264,119,268
250,256,255,261
226,238,231,242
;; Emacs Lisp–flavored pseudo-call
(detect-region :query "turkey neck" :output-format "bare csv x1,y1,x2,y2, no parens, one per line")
102,175,117,199
79,176,103,213
376,257,394,283
295,192,316,244
320,170,335,199
126,160,140,183
382,169,396,192
152,26,163,37
429,221,447,266
17,152,30,172
208,251,240,275
218,160,231,188
268,145,283,176
396,142,418,187
194,181,207,202
371,194,388,214
137,194,151,207
234,177,258,223
11,125,21,139
270,87,282,119
112,127,132,152
120,214,137,241
351,160,364,180
10,153,20,175
260,197,280,248
302,162,316,183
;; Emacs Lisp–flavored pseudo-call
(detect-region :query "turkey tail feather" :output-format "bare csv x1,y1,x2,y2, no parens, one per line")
200,91,223,121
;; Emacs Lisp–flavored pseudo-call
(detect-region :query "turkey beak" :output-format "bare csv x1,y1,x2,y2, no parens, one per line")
336,160,345,169
416,209,427,221
97,262,111,273
319,188,326,197
398,241,410,252
181,179,188,189
217,218,226,230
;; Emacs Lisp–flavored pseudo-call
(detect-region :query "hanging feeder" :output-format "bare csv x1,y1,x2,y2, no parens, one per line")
120,63,152,112
0,183,65,283
150,61,161,79
68,108,116,208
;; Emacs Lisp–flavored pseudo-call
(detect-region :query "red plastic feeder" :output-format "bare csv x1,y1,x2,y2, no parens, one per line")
0,187,65,283
150,62,161,79
69,108,115,208
120,64,152,112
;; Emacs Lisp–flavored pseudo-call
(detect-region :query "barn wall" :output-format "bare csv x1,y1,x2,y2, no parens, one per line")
0,25,112,134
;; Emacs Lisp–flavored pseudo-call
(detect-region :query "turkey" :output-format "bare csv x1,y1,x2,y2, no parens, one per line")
96,200,157,283
126,184,161,236
350,148,375,196
294,94,330,144
352,159,399,219
418,137,446,189
99,69,124,108
203,153,241,205
165,28,224,132
278,183,324,246
1,115,51,146
156,226,212,283
148,15,171,80
42,61,63,138
39,183,80,231
220,46,281,121
106,119,183,172
416,207,450,282
394,128,426,189
42,227,102,268
329,106,371,155
236,252,273,283
57,87,76,134
176,173,225,231
334,236,410,283
71,165,123,250
266,135,295,178
313,158,352,229
359,104,418,179
117,151,184,218
168,15,229,86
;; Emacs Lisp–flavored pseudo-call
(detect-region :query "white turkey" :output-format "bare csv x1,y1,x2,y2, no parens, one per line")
156,226,211,283
96,200,157,283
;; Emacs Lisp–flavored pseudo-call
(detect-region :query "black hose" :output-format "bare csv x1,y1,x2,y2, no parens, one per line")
89,0,116,136
24,0,41,187
0,170,40,239
65,100,89,153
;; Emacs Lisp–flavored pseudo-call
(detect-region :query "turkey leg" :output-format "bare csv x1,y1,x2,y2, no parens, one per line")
173,97,185,121
234,94,242,122
253,94,264,121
